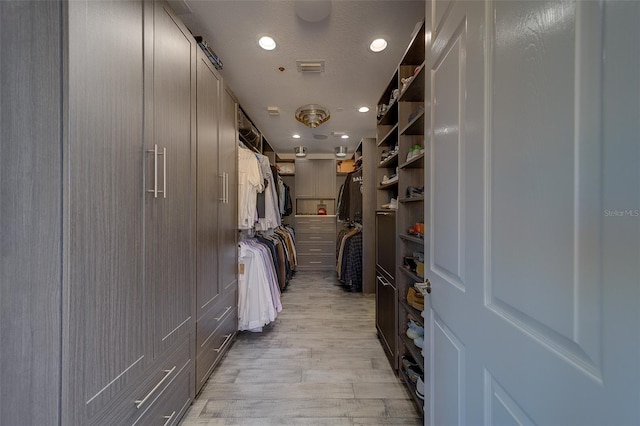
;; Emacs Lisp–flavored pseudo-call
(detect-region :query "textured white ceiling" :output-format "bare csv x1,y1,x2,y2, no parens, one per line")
176,0,425,158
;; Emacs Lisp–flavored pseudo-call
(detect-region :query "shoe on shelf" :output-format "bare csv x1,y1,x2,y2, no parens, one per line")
414,336,424,348
407,326,419,340
408,319,424,337
407,287,425,310
416,377,425,400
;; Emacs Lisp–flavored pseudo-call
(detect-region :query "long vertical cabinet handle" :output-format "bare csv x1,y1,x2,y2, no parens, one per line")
147,144,159,198
162,147,167,198
223,172,227,204
225,172,229,204
219,173,225,202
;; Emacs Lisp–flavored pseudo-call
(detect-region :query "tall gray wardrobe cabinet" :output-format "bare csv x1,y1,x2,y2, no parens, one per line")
0,1,237,425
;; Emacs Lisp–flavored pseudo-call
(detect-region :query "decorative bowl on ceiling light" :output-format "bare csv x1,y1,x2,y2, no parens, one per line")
295,146,307,157
295,104,330,128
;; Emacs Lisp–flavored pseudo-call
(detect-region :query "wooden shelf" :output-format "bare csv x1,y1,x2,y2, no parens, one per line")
400,333,424,372
399,153,424,169
400,234,424,245
400,111,425,136
399,369,425,415
377,99,398,126
399,265,423,283
399,63,426,103
399,195,424,203
378,151,399,168
400,299,424,327
378,180,398,190
377,123,399,147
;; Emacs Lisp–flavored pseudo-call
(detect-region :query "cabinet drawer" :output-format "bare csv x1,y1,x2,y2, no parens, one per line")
296,216,336,227
297,254,336,269
297,241,335,256
296,232,335,243
196,287,237,351
196,306,237,391
134,362,192,426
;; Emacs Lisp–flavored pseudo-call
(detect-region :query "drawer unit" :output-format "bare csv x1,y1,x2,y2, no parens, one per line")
195,304,237,391
295,216,337,271
196,287,237,351
90,337,192,426
134,361,192,426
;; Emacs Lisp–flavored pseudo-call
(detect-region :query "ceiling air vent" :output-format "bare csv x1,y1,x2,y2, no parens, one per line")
296,60,325,73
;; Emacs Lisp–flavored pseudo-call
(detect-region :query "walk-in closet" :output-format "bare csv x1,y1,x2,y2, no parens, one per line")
2,1,638,426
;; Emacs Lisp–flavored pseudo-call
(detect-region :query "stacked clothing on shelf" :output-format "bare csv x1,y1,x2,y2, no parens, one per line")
336,225,363,292
238,226,297,332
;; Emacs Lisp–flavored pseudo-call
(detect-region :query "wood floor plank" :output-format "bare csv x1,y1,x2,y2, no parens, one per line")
181,271,422,426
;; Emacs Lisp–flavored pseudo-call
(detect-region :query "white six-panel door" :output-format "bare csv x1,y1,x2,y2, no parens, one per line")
425,1,639,424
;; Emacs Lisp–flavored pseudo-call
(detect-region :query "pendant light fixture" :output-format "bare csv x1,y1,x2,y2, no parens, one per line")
295,104,330,128
335,146,348,158
294,146,307,157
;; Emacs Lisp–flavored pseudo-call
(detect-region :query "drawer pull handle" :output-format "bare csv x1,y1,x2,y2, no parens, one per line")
214,306,232,321
309,249,322,252
309,261,322,264
214,334,234,353
134,366,176,409
163,411,176,426
309,237,322,240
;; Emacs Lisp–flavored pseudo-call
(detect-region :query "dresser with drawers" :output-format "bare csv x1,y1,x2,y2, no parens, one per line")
295,215,337,271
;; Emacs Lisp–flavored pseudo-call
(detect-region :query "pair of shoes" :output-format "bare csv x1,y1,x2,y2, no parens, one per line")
407,287,424,310
406,186,424,198
381,198,398,210
381,174,398,185
416,377,425,400
414,336,424,348
401,356,421,384
406,319,424,340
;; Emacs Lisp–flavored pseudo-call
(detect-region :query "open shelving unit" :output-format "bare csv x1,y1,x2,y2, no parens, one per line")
374,19,426,417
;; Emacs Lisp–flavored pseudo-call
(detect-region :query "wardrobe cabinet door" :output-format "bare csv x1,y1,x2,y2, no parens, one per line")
145,1,196,358
62,1,147,424
1,2,63,424
219,88,239,295
295,159,316,198
315,159,337,199
196,50,221,322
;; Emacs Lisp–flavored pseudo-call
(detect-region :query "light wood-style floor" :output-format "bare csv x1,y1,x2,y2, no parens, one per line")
180,271,423,425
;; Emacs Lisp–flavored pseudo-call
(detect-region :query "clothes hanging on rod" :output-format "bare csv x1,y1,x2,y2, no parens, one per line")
238,225,297,332
238,238,282,332
238,145,264,230
336,224,363,292
337,163,363,223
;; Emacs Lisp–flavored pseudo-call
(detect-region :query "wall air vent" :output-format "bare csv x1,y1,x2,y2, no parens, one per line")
296,60,325,73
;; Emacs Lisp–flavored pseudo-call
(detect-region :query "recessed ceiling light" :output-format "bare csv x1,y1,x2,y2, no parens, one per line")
341,135,349,139
258,36,277,51
369,38,387,52
358,106,370,113
292,134,301,139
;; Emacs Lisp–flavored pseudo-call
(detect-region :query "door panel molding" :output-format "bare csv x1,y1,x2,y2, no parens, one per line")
483,370,535,426
431,311,466,426
431,17,467,293
482,0,603,382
